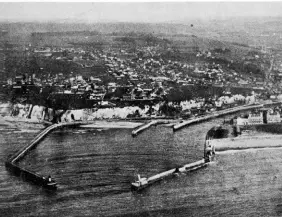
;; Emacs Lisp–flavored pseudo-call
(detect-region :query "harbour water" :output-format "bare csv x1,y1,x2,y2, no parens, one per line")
1,116,282,216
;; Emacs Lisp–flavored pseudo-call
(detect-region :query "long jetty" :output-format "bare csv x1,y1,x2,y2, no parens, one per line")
131,120,170,137
173,104,264,132
131,159,208,191
147,159,207,182
5,121,90,189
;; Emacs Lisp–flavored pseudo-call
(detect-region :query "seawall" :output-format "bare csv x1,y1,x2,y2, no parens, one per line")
131,120,171,137
173,104,264,131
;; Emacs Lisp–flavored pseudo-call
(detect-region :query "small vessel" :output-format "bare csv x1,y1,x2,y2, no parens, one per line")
131,174,149,190
42,176,57,189
44,181,57,189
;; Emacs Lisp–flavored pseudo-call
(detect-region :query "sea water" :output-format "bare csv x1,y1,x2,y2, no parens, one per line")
1,116,282,216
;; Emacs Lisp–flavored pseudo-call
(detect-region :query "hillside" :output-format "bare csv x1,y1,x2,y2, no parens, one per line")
0,21,273,83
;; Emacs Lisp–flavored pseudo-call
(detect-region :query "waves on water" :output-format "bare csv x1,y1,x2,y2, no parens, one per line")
3,113,282,216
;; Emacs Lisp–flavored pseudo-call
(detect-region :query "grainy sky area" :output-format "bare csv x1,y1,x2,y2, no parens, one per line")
0,2,282,23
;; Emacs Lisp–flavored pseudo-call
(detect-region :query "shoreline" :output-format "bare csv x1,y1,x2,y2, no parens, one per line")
1,100,280,131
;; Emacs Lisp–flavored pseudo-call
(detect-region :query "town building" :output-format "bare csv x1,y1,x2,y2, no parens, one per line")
266,110,281,123
248,112,263,125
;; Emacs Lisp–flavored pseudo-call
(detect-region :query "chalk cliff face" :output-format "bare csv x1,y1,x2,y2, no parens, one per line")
0,102,152,123
0,93,255,123
0,103,50,122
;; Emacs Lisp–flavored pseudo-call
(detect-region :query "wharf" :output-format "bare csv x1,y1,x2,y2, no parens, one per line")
131,120,171,136
173,104,264,132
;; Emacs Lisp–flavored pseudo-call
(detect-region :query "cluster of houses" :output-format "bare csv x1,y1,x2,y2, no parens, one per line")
5,41,273,113
27,44,266,92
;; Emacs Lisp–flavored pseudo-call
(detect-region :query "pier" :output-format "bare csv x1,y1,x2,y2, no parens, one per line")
131,131,214,191
131,130,216,191
131,120,170,137
131,159,209,191
5,121,91,189
173,104,264,132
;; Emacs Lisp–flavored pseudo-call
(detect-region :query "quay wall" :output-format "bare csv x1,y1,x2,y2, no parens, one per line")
131,120,171,137
173,104,264,131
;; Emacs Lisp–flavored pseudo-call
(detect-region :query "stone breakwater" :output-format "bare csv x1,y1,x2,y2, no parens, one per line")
5,122,81,189
131,120,173,136
5,121,125,189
